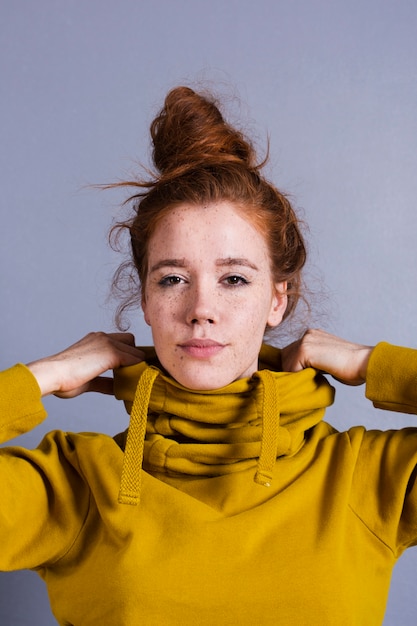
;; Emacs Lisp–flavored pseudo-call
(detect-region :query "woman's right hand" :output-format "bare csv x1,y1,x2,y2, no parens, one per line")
27,332,145,398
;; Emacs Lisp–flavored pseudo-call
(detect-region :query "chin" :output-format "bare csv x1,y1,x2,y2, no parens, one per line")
168,366,235,391
159,351,257,390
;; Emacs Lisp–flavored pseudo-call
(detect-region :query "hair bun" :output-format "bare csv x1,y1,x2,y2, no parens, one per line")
150,86,257,176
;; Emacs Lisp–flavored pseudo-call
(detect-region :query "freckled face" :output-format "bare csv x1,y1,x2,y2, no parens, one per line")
142,201,287,390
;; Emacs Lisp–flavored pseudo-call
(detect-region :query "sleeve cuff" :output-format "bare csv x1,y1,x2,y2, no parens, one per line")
365,342,417,415
0,364,47,442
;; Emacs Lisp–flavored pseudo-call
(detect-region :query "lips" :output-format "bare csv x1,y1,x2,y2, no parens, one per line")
179,339,225,359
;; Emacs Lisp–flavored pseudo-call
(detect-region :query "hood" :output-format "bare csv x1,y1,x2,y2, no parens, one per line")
113,344,335,505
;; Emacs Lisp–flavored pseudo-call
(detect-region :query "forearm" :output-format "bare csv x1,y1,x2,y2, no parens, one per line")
26,332,145,398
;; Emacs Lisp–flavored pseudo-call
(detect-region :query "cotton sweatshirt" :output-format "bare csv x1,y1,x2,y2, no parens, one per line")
1,342,417,625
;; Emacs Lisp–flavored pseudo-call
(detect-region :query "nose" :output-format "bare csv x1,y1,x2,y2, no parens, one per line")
186,282,217,325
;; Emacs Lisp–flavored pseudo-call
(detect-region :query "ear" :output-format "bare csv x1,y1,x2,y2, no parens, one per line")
141,293,151,326
267,282,288,328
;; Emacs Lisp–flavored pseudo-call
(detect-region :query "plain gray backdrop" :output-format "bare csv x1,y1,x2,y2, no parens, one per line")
1,0,416,623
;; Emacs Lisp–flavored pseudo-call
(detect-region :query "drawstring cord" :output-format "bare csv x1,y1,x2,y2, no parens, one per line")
118,366,159,505
118,366,281,505
253,370,280,488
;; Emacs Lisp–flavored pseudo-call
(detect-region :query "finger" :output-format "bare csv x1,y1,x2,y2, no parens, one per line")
87,376,115,395
106,334,146,361
114,346,146,367
107,332,136,346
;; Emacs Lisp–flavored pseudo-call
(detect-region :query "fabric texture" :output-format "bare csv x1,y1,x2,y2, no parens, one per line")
1,342,417,625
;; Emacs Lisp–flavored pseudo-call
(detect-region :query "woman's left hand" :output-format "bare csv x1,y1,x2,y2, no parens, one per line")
281,329,373,385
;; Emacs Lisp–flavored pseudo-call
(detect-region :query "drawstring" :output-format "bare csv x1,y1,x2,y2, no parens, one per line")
253,370,280,488
118,366,159,505
118,366,281,505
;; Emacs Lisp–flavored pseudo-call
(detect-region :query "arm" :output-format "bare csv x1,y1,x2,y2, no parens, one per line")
0,332,145,569
282,330,417,551
281,328,417,414
0,363,84,569
1,331,145,442
1,332,144,442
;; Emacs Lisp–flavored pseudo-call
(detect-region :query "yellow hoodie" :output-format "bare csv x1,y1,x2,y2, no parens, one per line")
1,342,417,625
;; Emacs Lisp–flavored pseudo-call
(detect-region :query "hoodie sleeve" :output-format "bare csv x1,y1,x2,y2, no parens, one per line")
0,363,47,442
0,364,90,570
350,342,417,555
366,342,417,414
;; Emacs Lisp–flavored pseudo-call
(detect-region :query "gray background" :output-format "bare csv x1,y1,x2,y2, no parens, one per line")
1,0,416,623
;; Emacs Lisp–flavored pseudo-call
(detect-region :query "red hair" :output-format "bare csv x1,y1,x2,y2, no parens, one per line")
110,87,307,330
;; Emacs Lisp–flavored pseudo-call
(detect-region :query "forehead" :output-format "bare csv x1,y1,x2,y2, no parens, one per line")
148,201,268,256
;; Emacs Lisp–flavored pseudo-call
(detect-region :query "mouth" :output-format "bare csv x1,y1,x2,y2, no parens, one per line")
178,339,225,359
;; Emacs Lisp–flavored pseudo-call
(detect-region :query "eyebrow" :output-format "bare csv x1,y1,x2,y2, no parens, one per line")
216,257,259,271
149,259,187,273
149,257,259,273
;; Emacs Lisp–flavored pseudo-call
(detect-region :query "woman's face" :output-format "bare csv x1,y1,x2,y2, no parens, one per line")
142,201,287,389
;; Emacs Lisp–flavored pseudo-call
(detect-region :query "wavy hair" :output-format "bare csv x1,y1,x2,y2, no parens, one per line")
109,86,307,331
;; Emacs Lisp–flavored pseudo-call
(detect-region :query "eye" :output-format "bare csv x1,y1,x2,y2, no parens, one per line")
158,275,185,287
223,275,250,286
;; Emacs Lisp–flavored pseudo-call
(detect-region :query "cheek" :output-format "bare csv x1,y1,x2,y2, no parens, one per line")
245,291,274,323
144,295,180,330
232,307,266,344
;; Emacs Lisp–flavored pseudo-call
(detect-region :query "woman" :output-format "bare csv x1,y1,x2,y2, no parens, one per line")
1,86,416,625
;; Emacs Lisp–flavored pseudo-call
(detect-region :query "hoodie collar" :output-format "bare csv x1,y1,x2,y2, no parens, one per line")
113,345,334,505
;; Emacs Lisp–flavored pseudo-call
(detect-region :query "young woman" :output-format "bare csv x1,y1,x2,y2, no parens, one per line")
1,86,416,625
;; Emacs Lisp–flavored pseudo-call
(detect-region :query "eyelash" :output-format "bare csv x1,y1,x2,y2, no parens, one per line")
158,275,184,287
157,274,250,288
223,275,250,286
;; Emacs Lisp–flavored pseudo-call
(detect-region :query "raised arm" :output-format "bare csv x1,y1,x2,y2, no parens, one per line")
27,331,145,398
